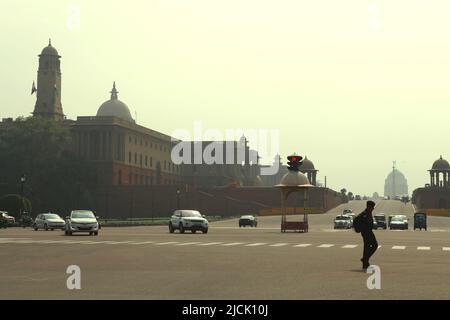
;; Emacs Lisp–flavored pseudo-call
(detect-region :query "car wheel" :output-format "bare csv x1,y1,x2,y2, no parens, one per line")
89,232,93,236
94,231,98,236
179,223,185,234
169,223,174,233
202,228,208,234
239,224,242,228
33,225,38,231
51,228,54,231
191,229,196,234
44,224,48,231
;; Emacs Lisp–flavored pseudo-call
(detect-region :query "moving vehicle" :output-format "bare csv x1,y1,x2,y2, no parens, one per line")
334,215,353,229
239,215,258,227
374,213,387,230
169,210,208,234
389,216,408,230
414,212,427,231
34,213,66,231
65,210,99,236
1,211,15,225
355,195,361,200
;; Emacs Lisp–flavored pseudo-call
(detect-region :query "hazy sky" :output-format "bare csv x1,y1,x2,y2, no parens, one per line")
1,0,450,195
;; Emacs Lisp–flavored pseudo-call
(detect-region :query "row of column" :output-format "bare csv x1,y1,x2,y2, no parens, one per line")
430,171,450,187
306,172,317,186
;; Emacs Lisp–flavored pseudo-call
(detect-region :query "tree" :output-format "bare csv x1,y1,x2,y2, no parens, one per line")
340,188,349,203
348,192,354,201
0,117,96,215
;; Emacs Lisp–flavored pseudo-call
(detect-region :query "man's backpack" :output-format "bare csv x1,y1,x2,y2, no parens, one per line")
353,214,363,233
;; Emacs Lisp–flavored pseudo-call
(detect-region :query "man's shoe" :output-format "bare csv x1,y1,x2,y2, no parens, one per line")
362,261,370,269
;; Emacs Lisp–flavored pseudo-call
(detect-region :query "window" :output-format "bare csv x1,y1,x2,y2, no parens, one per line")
135,137,137,144
129,136,132,143
145,141,148,147
140,154,142,166
164,160,167,170
145,156,148,166
129,173,133,185
150,157,153,167
118,170,122,185
140,139,142,145
134,153,137,164
150,143,153,148
129,152,132,163
160,145,162,151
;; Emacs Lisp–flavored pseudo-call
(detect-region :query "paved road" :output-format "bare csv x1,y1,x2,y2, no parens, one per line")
1,200,450,299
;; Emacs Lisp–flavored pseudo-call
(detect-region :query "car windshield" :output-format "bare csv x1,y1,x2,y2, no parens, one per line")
241,216,253,219
336,216,350,220
44,214,60,219
392,217,404,222
72,211,95,219
181,211,201,217
375,216,385,220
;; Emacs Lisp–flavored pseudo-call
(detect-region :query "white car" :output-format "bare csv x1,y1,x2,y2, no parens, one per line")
390,216,408,230
34,213,65,231
169,210,208,234
65,210,99,236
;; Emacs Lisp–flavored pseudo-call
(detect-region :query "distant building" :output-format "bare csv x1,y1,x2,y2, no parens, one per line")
412,156,450,210
384,168,408,198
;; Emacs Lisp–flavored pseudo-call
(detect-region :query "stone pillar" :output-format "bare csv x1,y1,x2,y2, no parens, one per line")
430,172,434,186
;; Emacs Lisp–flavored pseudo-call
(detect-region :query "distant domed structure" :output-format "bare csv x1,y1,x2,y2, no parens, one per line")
384,167,408,198
96,82,135,123
40,39,60,56
432,156,450,171
299,156,318,186
428,156,450,188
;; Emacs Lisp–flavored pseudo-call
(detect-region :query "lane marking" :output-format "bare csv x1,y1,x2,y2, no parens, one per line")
392,246,406,250
176,242,202,246
417,246,430,251
293,244,312,248
221,242,244,246
269,243,288,247
442,247,450,251
318,244,334,248
342,245,358,249
245,243,267,247
130,241,155,245
155,241,179,245
197,242,223,246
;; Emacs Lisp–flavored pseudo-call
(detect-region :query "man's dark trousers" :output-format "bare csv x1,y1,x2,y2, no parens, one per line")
361,230,378,263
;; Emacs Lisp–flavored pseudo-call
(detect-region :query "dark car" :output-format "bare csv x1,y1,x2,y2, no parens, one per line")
355,195,361,200
374,214,387,230
239,215,258,227
414,212,427,231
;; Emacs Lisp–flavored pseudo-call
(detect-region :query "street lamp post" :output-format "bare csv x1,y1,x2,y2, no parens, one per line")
20,174,26,218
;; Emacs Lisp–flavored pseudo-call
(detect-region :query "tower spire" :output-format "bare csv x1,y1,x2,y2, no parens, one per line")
49,38,51,46
110,81,118,100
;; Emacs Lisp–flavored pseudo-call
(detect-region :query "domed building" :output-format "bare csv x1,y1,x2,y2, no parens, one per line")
429,155,450,187
299,156,318,186
412,156,450,211
384,168,408,198
96,82,135,123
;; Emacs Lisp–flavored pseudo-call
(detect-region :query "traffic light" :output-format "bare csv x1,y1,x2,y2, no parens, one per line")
287,154,303,171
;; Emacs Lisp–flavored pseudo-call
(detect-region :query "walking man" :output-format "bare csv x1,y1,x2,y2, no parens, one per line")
359,200,378,269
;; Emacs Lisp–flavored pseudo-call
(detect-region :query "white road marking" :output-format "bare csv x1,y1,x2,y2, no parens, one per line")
417,247,430,251
293,244,312,248
318,244,334,248
155,241,179,245
342,245,358,249
442,247,450,251
176,242,202,246
197,242,223,246
245,243,267,247
392,246,406,250
378,245,382,249
221,242,244,246
269,243,288,247
130,241,155,245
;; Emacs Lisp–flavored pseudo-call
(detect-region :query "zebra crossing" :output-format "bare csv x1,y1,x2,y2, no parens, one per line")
1,237,450,252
